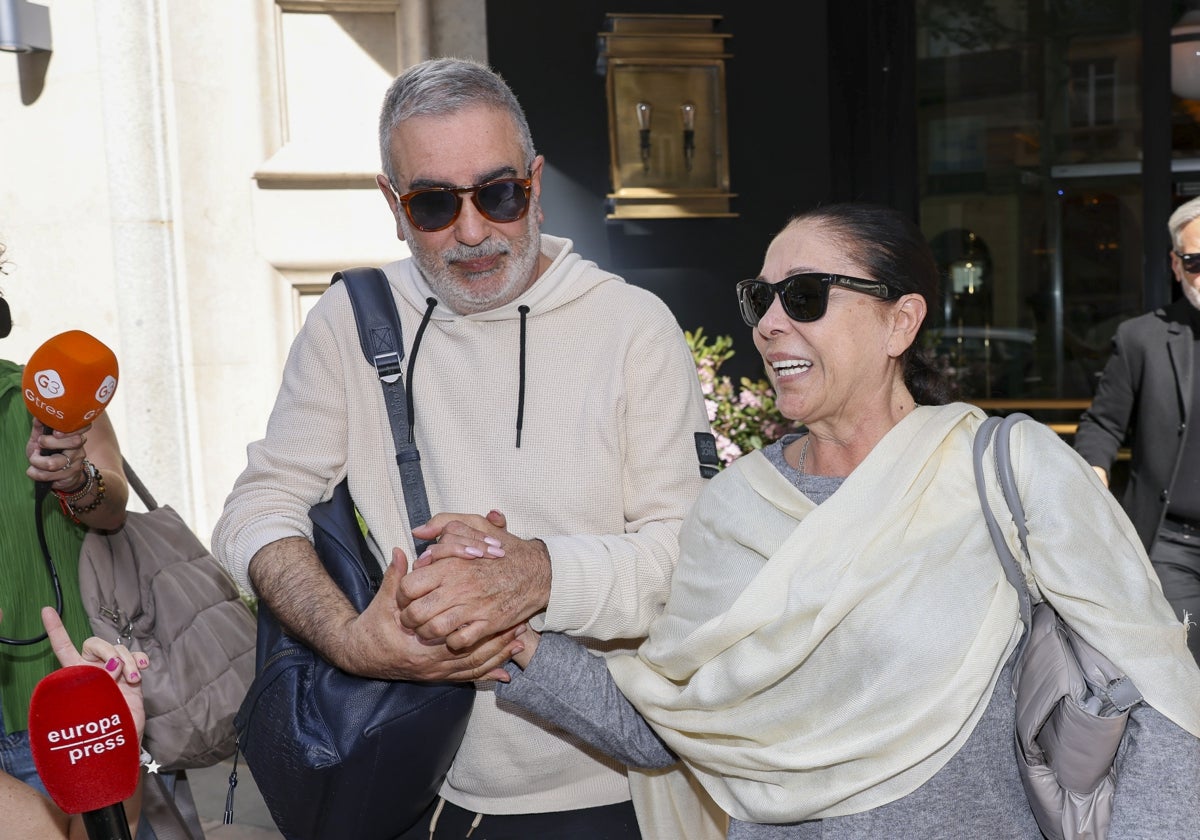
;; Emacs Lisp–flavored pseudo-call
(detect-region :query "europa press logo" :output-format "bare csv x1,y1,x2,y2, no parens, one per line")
28,665,142,815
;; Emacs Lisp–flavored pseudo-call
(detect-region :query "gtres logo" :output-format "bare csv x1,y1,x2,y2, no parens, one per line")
33,368,64,399
24,383,66,420
96,374,117,404
45,714,128,765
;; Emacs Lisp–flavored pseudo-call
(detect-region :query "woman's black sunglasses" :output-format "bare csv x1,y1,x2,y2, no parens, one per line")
1176,251,1200,274
394,176,532,232
736,273,902,327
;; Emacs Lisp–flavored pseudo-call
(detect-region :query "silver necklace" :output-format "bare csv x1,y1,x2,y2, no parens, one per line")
796,435,811,474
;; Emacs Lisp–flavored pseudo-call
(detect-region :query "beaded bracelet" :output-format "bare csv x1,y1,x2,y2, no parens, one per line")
53,460,105,522
60,459,97,503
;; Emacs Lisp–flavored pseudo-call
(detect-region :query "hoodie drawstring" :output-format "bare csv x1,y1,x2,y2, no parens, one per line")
406,297,437,443
516,305,529,448
406,296,528,450
427,797,444,839
425,795,483,839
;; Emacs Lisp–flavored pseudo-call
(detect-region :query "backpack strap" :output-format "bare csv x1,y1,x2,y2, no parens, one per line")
332,267,434,554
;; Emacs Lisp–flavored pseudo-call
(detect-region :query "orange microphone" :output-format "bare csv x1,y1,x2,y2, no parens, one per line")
6,332,121,646
21,330,119,436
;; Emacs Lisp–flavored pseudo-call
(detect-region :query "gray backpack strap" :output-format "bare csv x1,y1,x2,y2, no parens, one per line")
121,458,158,511
332,267,434,554
142,771,203,840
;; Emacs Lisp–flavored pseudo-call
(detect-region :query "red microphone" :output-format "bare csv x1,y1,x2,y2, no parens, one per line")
28,665,141,840
21,329,120,435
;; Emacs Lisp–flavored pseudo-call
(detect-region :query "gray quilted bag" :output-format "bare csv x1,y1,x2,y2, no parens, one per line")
76,460,257,771
974,414,1142,840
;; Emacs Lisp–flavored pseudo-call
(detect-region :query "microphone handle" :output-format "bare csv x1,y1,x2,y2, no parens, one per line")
35,423,57,504
81,805,134,840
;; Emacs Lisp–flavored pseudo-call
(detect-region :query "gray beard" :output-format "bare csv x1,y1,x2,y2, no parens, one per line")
1182,278,1200,312
403,203,542,315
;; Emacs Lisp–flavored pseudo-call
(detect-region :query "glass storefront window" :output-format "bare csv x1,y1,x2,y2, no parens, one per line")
914,0,1168,420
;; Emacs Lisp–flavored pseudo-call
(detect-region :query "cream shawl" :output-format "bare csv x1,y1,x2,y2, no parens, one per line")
609,403,1200,827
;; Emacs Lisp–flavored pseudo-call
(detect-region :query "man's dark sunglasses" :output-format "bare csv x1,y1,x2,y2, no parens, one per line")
736,273,902,327
1176,251,1200,274
395,176,532,232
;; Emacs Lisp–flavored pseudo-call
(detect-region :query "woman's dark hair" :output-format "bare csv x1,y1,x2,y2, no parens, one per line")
788,202,958,406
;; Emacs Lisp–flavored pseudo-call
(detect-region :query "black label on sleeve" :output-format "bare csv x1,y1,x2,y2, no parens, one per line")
695,432,720,479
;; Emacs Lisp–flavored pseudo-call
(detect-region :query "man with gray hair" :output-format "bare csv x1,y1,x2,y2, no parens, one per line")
1075,195,1200,667
213,57,722,837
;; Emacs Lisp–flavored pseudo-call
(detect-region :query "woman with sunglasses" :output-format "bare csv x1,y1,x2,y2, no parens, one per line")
495,202,1200,838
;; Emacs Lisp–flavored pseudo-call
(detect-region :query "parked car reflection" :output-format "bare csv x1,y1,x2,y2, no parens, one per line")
932,325,1038,399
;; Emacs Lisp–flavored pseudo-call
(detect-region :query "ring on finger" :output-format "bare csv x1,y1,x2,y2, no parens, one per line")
61,454,72,471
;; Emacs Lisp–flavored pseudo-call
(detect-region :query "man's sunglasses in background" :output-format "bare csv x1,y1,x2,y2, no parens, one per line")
1176,251,1200,274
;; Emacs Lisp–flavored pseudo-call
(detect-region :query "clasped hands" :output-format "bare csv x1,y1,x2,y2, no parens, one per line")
339,510,545,683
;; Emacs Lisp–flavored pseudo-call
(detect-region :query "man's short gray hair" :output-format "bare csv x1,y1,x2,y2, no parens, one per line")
378,57,536,187
1168,195,1200,251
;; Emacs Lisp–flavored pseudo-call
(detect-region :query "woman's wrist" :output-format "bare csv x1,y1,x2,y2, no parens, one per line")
60,459,96,499
53,459,106,522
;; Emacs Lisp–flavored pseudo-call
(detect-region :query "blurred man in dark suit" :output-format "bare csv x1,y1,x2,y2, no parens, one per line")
1075,195,1200,668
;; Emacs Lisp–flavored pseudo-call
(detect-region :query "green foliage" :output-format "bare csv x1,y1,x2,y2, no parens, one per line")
687,328,792,466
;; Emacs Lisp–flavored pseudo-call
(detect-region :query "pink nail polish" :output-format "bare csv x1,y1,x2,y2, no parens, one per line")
487,546,505,557
465,546,484,557
484,536,502,547
105,658,119,672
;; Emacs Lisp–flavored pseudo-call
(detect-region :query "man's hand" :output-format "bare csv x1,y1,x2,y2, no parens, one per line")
250,538,522,682
402,510,552,650
335,548,525,682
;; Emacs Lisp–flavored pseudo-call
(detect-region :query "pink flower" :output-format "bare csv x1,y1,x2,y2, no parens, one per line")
715,434,742,464
738,390,762,409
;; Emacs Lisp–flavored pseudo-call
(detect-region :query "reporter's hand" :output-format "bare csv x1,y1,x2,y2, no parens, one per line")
403,510,551,650
25,420,92,496
39,607,148,742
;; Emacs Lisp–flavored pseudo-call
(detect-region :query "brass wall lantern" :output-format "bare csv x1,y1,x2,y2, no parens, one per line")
597,13,736,219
